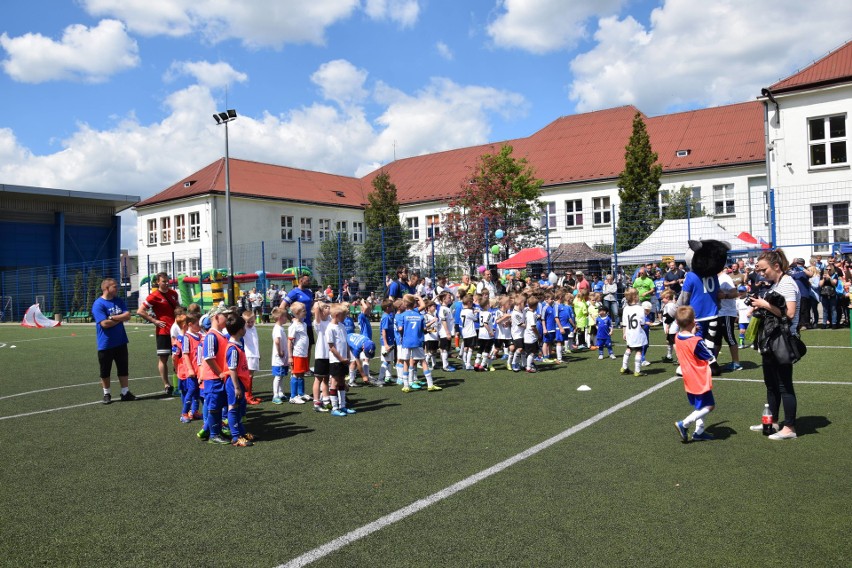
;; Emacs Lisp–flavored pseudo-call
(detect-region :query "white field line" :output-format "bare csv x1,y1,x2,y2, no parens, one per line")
277,375,681,568
0,391,166,421
715,377,852,385
0,328,150,343
0,371,273,402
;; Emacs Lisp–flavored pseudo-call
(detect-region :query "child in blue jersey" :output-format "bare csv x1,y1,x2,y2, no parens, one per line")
557,291,575,358
595,306,616,359
653,271,666,322
541,292,557,362
342,307,356,335
358,299,373,339
379,299,397,385
673,306,717,442
347,332,376,386
640,301,653,366
393,299,406,384
400,294,440,392
224,313,253,447
452,288,466,356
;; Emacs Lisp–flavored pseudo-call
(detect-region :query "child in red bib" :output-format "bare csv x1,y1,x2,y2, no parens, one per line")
673,305,717,443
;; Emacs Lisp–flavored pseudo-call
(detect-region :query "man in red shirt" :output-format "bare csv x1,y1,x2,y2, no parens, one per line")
137,272,180,394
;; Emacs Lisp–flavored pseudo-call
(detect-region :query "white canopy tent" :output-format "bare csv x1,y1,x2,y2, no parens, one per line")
615,217,764,266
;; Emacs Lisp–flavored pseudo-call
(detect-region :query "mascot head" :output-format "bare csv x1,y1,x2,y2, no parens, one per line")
685,239,730,277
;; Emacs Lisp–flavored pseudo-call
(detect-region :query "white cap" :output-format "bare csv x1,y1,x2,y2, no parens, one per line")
641,301,652,310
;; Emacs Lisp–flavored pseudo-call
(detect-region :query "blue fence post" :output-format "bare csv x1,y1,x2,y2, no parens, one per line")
611,203,619,282
381,226,386,293
769,188,777,247
545,212,552,274
260,240,267,292
337,232,343,302
198,248,204,311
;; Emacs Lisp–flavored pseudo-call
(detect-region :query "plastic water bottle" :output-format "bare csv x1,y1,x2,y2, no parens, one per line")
761,403,774,436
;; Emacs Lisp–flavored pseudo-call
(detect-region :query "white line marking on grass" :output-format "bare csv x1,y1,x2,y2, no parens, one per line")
0,375,161,401
715,377,852,385
277,375,681,568
0,391,165,421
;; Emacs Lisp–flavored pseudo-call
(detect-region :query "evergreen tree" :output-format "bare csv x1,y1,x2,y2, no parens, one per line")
361,171,410,294
317,232,358,295
663,185,705,220
616,112,662,252
53,277,64,315
71,271,84,313
442,145,544,272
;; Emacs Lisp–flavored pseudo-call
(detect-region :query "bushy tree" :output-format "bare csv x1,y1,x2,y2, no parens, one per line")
52,277,64,314
663,185,705,220
71,271,84,313
441,145,544,272
361,171,410,294
616,112,662,252
317,232,358,293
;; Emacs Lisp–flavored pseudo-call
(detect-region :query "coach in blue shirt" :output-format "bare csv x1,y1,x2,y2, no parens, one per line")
92,278,135,404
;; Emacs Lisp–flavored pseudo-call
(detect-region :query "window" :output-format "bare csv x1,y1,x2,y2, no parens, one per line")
540,202,557,230
160,216,171,244
659,187,701,218
148,262,157,276
593,196,611,225
336,220,348,234
160,261,172,275
189,258,201,276
565,199,583,227
407,217,420,240
426,214,440,239
352,222,364,244
812,202,849,253
808,115,847,167
281,215,294,241
189,211,201,240
301,217,313,241
175,259,187,275
302,258,314,272
147,219,158,245
174,214,186,242
318,218,331,242
280,258,295,271
713,184,735,215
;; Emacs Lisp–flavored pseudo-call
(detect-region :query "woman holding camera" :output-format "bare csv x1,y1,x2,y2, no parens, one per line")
750,249,800,440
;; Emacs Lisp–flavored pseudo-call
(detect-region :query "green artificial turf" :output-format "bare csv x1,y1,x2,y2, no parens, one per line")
0,323,849,567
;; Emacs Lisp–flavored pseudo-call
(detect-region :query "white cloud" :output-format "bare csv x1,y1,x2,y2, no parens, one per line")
0,19,138,83
436,41,454,61
82,0,416,47
569,0,852,114
164,60,248,89
487,0,624,54
363,0,421,28
310,60,369,107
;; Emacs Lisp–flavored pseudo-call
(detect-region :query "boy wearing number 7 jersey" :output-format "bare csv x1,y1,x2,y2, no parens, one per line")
620,288,648,377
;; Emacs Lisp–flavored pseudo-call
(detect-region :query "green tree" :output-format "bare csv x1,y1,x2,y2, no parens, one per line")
616,112,662,252
441,145,544,272
317,232,358,294
361,171,410,294
663,185,705,220
70,271,84,313
86,269,102,311
52,277,65,315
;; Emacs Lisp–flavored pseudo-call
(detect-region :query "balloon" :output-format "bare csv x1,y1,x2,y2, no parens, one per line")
495,229,504,239
548,272,558,284
490,244,500,255
477,265,486,273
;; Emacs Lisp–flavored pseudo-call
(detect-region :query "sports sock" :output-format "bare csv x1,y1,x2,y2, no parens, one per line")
378,361,387,381
103,387,111,395
297,377,305,397
556,344,562,361
634,352,642,373
441,350,449,368
348,367,357,383
425,370,434,388
120,387,129,395
329,389,339,410
338,389,347,409
683,406,712,426
272,376,281,398
395,363,403,380
694,418,705,435
526,353,534,369
622,350,630,369
227,407,240,441
290,376,298,399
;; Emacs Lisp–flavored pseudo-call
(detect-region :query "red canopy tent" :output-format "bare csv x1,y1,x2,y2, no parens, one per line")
496,247,548,269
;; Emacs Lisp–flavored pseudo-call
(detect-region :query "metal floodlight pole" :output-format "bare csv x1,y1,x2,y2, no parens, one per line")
214,109,237,306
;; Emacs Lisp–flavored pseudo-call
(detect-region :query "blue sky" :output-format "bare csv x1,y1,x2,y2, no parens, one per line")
1,0,851,251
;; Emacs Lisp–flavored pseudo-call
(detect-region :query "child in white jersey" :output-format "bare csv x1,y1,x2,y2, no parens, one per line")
270,307,290,404
241,310,262,404
621,288,649,377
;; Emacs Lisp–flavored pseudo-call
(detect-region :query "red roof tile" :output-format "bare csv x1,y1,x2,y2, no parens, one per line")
135,158,367,209
769,40,852,93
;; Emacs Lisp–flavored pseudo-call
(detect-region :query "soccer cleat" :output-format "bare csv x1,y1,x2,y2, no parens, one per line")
633,372,647,377
343,408,357,414
396,379,404,385
120,391,136,402
164,385,174,396
609,354,616,360
410,382,423,390
243,432,256,441
246,396,262,405
196,429,209,441
330,409,347,417
724,362,744,372
526,367,537,373
221,427,232,437
662,355,674,362
768,430,797,440
102,393,112,405
232,436,254,447
542,358,555,363
488,366,496,372
641,360,651,367
427,385,443,391
301,394,313,401
443,366,456,372
289,397,306,404
208,435,230,445
192,411,203,420
474,365,483,372
674,421,689,443
272,397,283,405
313,404,329,413
401,387,412,393
620,367,628,375
369,379,385,387
598,355,604,360
691,431,715,442
180,413,192,424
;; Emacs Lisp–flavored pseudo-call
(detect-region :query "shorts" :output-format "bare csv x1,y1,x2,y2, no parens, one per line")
687,390,716,410
477,338,494,353
329,362,347,380
381,347,396,363
272,365,291,378
314,358,330,377
666,333,676,346
226,378,248,410
739,322,748,331
499,339,512,349
512,338,524,350
718,316,738,346
454,323,462,335
400,347,426,361
156,334,171,356
292,356,309,375
439,337,451,351
462,336,477,349
247,356,260,371
425,340,439,352
596,338,612,349
554,329,564,342
523,341,539,354
98,344,129,378
542,331,556,344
